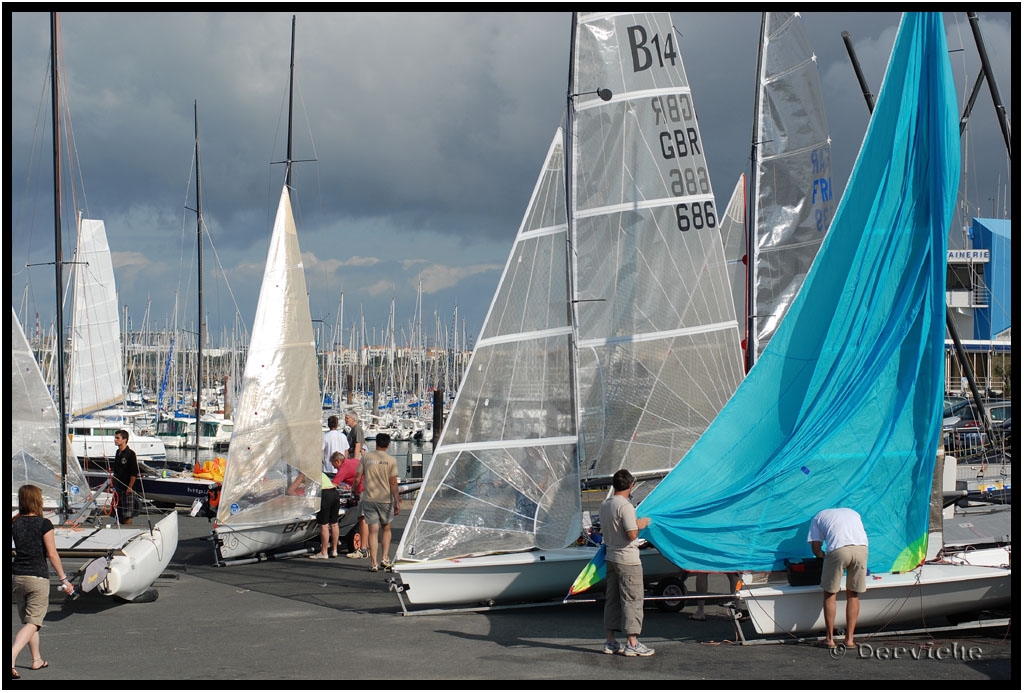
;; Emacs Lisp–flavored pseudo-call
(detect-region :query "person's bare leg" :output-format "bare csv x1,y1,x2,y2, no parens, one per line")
359,518,368,554
822,592,838,647
330,523,340,555
844,591,859,647
381,523,392,563
12,623,39,669
367,523,380,566
315,524,329,557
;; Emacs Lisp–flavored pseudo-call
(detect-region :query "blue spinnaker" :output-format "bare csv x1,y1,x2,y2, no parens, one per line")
638,13,959,575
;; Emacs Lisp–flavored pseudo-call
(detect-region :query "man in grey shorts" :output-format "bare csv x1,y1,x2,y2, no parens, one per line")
353,433,400,572
808,507,869,649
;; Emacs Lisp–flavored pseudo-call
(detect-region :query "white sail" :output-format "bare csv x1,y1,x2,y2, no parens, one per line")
216,186,322,532
11,307,89,505
69,218,125,417
397,12,745,568
747,12,834,361
400,131,578,561
571,12,744,482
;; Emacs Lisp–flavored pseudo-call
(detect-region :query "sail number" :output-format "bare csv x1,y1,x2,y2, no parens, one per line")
283,520,316,533
627,25,678,73
810,145,834,232
676,201,717,232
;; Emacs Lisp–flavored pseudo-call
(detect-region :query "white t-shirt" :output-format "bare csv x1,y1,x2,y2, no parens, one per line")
807,508,868,551
322,428,347,475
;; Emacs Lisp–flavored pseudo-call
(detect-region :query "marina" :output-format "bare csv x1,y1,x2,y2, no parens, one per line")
11,12,1014,682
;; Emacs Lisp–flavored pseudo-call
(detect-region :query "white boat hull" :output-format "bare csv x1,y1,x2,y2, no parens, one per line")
52,511,178,602
394,545,681,606
738,547,1012,636
70,431,167,462
213,515,320,561
99,511,178,600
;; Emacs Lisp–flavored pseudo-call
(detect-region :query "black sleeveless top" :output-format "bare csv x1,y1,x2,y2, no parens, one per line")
12,515,54,579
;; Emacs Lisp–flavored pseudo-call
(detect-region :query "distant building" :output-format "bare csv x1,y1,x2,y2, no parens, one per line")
944,218,1012,396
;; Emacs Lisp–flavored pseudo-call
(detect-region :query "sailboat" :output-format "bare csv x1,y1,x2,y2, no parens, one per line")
210,16,324,563
637,12,1010,637
392,12,745,608
21,12,178,603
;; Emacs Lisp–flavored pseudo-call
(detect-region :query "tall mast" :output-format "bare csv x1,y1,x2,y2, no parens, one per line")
51,12,69,514
193,101,203,470
286,15,296,190
744,12,769,372
563,13,584,474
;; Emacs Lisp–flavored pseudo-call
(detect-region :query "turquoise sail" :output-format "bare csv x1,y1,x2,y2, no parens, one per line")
638,13,959,575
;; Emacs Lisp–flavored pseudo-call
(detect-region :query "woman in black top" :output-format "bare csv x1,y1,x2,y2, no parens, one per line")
11,484,74,679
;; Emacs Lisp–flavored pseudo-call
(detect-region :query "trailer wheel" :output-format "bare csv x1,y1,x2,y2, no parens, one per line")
655,576,686,612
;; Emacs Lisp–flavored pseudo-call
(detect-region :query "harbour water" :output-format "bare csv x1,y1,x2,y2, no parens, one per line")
161,438,434,480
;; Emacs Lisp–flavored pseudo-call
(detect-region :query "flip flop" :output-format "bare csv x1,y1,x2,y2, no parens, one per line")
30,661,48,670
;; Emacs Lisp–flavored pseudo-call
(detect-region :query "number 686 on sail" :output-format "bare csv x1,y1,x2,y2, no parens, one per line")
676,201,717,233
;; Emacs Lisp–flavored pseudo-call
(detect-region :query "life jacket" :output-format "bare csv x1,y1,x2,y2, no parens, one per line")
207,483,221,510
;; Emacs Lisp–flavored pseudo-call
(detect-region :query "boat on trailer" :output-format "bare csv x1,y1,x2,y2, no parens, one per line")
392,11,744,610
639,13,1012,643
55,510,179,602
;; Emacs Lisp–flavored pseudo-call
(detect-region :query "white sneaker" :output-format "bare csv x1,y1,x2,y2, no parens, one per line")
602,641,624,655
623,642,655,657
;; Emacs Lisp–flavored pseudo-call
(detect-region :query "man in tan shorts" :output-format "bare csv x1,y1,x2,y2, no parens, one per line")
808,507,868,649
353,433,400,572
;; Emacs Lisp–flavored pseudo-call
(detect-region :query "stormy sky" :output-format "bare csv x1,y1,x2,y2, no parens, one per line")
9,11,1014,350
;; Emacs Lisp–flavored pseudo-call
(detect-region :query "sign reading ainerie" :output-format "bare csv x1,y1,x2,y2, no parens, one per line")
947,249,990,262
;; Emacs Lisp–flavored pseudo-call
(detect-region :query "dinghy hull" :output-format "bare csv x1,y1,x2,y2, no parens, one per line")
738,547,1011,636
394,545,681,606
98,510,178,601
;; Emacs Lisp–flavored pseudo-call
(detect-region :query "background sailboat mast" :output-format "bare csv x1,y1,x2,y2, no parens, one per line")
51,11,70,514
193,100,203,471
842,16,1000,446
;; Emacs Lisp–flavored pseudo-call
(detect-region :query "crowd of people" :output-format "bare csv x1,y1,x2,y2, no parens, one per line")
310,410,400,571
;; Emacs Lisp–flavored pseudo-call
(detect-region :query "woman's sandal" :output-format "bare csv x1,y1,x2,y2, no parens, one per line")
11,668,20,680
30,660,48,670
